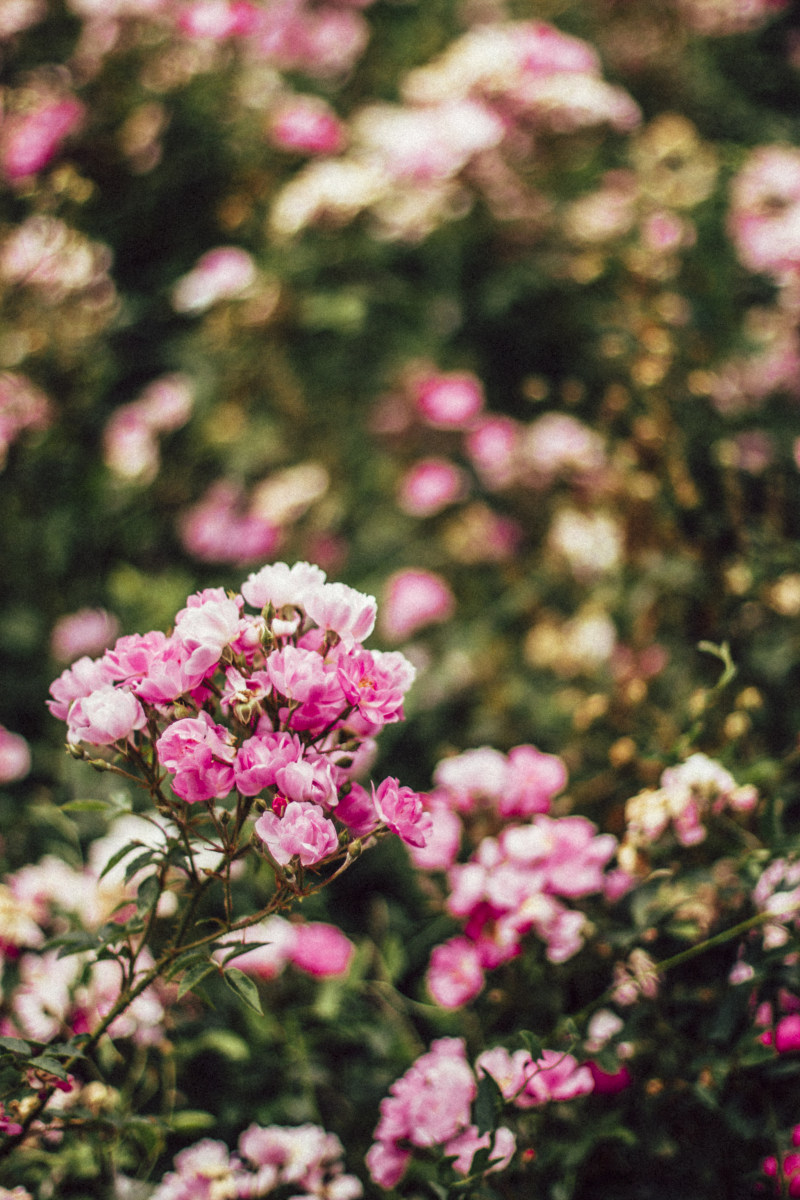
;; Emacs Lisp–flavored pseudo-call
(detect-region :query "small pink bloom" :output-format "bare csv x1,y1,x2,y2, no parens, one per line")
408,799,461,871
0,725,31,784
464,416,521,489
274,755,339,808
174,591,243,675
501,744,567,817
414,370,484,428
1,97,84,181
427,937,484,1008
380,569,455,641
50,609,120,664
241,560,326,612
171,247,256,313
48,655,116,721
372,776,432,847
334,781,379,837
397,458,467,517
254,800,338,866
303,580,376,645
776,1014,800,1054
234,731,303,797
156,712,236,803
517,1049,594,1106
67,685,146,746
289,922,354,976
270,95,346,156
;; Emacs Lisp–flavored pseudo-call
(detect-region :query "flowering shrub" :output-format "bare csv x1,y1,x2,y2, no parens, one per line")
4,0,800,1198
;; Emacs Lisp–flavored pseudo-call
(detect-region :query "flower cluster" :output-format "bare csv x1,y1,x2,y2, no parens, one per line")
366,1037,515,1189
410,744,619,1008
49,561,430,868
151,1122,363,1200
620,753,758,871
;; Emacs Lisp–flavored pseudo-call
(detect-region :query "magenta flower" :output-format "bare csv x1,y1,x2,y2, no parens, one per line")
156,712,236,803
254,801,338,866
372,777,432,847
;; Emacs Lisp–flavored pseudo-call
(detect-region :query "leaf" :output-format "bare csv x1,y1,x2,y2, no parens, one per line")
46,930,99,959
124,849,160,884
123,1116,165,1161
28,1055,68,1080
0,1038,31,1057
473,1070,503,1136
136,873,161,916
178,962,218,1001
518,1030,543,1060
223,967,263,1015
170,1110,216,1133
60,799,117,813
98,840,144,881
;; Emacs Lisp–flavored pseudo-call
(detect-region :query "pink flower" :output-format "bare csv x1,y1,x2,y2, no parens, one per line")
408,799,461,871
443,1125,516,1176
274,755,339,808
427,937,484,1008
516,1049,594,1106
48,655,116,721
156,712,236,803
178,480,281,566
464,416,520,489
66,685,146,746
501,744,567,817
171,247,256,313
289,922,354,976
372,777,432,847
234,731,303,797
380,569,455,641
241,560,326,612
337,647,412,731
414,370,484,428
0,725,31,784
270,95,346,155
1,97,84,181
776,1014,800,1054
50,609,120,664
397,457,467,517
177,0,259,38
174,590,243,675
334,781,379,837
254,801,339,866
303,580,377,645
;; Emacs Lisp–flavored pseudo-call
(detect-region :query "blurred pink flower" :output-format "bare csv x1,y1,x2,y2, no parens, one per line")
50,609,120,664
1,96,84,181
397,457,466,517
270,95,346,155
380,569,455,640
289,922,354,976
171,247,256,313
0,726,31,784
414,370,484,428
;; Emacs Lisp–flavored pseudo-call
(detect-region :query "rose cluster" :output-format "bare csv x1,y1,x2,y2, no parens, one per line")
48,561,431,872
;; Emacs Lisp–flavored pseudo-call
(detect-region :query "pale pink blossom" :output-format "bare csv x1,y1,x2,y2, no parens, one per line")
234,731,303,797
372,776,432,847
177,0,259,38
171,247,256,313
66,684,146,746
427,937,484,1008
241,560,326,611
520,412,606,484
48,654,116,721
179,480,281,565
289,922,354,976
380,569,455,641
407,798,461,871
274,755,339,808
0,373,52,467
397,457,467,517
303,579,376,645
1,97,84,181
414,370,484,428
173,590,243,675
50,609,120,664
0,726,31,784
254,800,339,866
156,712,236,803
515,1049,594,1106
729,146,800,279
270,94,346,155
464,416,521,489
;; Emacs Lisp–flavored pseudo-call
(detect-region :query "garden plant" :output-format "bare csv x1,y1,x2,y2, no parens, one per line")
4,0,800,1197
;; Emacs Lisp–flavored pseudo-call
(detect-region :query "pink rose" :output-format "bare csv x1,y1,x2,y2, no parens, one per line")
254,801,338,866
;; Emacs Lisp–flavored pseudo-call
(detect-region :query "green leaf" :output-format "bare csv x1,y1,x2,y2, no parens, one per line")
123,1116,165,1161
223,967,263,1015
98,840,144,880
473,1070,503,1136
0,1037,31,1057
47,930,99,959
124,849,159,883
518,1030,543,1060
170,1110,216,1133
28,1055,68,1080
136,873,161,916
178,962,218,1001
60,799,117,813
